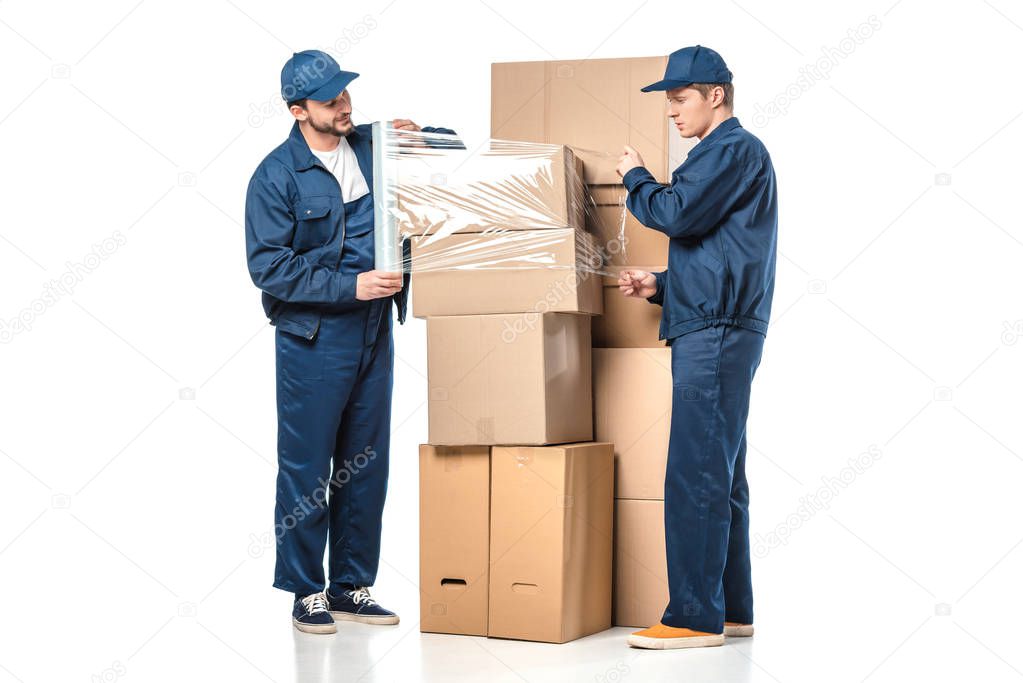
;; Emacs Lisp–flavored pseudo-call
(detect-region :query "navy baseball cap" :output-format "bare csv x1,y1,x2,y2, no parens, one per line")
641,45,732,92
280,50,359,104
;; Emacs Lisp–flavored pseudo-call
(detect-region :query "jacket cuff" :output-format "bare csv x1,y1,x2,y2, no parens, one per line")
622,166,655,192
646,270,666,306
338,272,358,303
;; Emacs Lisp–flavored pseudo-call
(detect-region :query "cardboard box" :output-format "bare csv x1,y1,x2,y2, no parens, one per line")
489,442,614,643
586,186,669,267
410,228,603,318
592,266,665,348
396,144,585,236
613,499,669,627
427,313,592,445
419,445,491,636
593,348,671,499
491,57,696,184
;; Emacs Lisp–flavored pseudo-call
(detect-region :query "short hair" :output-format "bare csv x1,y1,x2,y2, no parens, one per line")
690,82,734,109
288,98,308,110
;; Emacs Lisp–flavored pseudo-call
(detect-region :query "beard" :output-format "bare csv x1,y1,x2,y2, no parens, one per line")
308,113,353,137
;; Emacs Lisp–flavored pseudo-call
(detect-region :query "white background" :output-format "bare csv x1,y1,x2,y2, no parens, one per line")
2,0,1022,681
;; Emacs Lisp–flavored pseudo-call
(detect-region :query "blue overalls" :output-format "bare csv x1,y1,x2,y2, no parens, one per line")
623,117,778,633
272,192,392,597
245,122,452,598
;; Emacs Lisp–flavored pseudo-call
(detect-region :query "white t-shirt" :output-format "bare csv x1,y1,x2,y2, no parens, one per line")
310,137,370,203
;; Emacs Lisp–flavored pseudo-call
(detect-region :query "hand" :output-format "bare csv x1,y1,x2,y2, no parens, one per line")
357,270,403,300
618,269,657,298
616,145,645,178
392,118,421,132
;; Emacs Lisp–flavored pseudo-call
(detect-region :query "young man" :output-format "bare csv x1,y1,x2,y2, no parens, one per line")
615,45,778,650
244,50,454,634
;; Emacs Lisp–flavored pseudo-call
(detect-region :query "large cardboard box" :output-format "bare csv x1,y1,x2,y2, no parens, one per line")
592,265,665,348
489,443,614,643
491,57,695,184
410,228,603,318
593,348,671,499
419,445,491,636
586,186,669,267
427,313,592,445
613,499,669,627
396,144,585,236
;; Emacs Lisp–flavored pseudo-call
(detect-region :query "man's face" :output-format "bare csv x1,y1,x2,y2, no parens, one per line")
297,89,354,136
666,86,718,139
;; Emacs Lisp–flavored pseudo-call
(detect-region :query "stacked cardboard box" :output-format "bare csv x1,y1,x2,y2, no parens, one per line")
419,443,613,643
594,348,672,627
409,134,614,643
492,56,688,628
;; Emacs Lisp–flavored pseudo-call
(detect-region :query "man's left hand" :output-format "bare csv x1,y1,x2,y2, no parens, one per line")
616,145,645,177
393,119,421,132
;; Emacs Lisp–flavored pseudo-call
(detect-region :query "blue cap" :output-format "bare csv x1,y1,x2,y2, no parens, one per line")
640,45,732,92
280,50,359,104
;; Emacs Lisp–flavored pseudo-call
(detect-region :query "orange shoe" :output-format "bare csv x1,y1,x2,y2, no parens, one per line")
724,622,754,637
626,622,725,650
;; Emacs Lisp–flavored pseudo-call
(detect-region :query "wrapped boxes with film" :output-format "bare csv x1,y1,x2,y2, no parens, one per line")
410,229,602,318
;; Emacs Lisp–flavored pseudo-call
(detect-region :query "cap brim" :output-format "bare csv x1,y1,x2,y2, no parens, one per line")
640,78,694,92
308,70,360,101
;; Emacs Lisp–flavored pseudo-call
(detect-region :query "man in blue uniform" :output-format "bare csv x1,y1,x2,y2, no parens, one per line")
245,50,455,634
615,46,777,650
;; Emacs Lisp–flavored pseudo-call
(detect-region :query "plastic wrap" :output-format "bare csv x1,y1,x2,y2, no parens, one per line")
371,122,630,277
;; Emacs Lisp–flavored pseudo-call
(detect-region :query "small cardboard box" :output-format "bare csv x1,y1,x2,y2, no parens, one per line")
419,445,491,636
427,313,592,445
489,442,614,643
591,266,666,348
410,228,603,318
593,348,671,499
613,499,669,628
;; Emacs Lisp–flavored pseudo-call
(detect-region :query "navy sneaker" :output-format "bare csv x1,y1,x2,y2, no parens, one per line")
326,586,400,625
292,592,336,634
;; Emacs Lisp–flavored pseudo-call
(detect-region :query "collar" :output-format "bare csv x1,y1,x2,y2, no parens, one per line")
287,121,364,171
692,116,741,152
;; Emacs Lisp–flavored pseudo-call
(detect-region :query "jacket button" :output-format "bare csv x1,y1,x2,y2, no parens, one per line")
306,209,312,215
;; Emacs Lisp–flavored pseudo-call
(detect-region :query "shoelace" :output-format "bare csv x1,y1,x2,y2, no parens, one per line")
301,592,329,616
351,587,378,607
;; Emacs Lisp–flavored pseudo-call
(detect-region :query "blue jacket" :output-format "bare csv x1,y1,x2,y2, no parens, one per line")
245,121,454,340
623,117,777,341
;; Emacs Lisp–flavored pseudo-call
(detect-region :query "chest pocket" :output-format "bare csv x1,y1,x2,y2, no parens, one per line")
293,197,334,251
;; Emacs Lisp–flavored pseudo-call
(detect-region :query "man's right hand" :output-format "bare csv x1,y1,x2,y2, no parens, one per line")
618,270,657,299
357,270,403,300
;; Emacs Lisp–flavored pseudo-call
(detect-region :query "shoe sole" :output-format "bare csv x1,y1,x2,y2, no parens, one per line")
330,611,400,625
725,624,754,637
627,633,725,650
292,618,337,634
